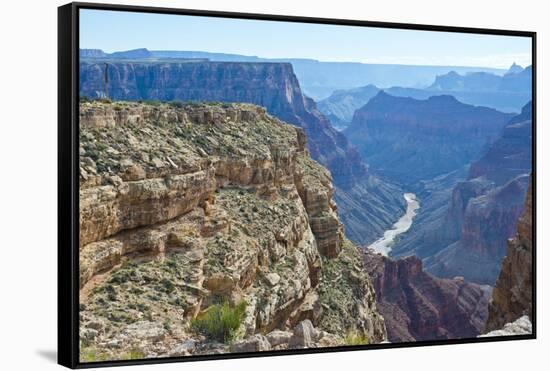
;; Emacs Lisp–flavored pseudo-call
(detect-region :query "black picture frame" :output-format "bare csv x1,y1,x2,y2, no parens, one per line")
58,2,537,368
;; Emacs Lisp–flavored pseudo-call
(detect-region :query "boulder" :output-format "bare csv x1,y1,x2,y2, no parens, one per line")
266,330,293,347
480,316,532,337
289,320,318,349
230,334,271,353
168,339,197,357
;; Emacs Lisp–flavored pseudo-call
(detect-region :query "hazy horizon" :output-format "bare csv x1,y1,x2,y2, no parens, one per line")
80,9,532,69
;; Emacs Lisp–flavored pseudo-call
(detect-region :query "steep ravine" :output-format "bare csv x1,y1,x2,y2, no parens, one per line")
78,101,386,361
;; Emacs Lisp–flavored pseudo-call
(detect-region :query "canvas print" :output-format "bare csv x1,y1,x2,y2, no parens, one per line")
77,8,534,363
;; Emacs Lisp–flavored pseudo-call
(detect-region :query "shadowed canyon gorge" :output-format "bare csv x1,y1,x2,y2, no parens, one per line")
78,49,534,359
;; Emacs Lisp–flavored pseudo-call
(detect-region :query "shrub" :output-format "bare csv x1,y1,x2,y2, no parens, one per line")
120,349,145,360
160,278,175,293
344,329,369,346
191,301,246,343
80,347,110,363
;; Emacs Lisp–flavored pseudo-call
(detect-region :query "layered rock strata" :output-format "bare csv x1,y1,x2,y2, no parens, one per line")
79,60,406,245
345,91,513,185
363,250,491,342
78,101,385,361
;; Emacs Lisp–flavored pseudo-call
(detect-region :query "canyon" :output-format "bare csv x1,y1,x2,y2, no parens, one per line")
78,101,386,360
366,193,419,256
80,59,406,246
78,51,534,351
392,102,533,285
345,91,513,185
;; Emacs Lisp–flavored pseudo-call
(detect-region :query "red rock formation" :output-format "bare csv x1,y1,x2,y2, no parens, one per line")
363,250,491,342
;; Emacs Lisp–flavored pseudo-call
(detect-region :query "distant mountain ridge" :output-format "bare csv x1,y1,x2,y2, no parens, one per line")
428,66,532,93
344,91,513,185
80,48,505,100
317,63,531,129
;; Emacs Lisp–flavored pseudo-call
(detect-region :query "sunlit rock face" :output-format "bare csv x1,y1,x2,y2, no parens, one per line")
80,59,407,246
78,101,386,361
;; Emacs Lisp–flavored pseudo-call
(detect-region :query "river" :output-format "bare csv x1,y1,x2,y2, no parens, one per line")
366,193,420,256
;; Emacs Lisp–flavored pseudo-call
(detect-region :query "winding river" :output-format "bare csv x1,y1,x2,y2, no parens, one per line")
366,193,420,256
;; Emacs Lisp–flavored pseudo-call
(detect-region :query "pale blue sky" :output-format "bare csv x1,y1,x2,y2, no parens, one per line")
80,9,532,68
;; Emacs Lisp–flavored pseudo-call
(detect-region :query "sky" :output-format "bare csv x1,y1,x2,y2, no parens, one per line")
80,9,532,68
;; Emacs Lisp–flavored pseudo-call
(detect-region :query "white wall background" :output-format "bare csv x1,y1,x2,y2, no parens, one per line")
0,0,545,369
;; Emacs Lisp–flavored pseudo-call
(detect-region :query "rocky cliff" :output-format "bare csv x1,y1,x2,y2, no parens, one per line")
422,103,532,285
468,102,533,184
78,101,386,361
79,60,365,187
425,175,529,285
79,48,505,101
363,250,491,342
79,60,406,245
345,91,513,185
485,176,533,332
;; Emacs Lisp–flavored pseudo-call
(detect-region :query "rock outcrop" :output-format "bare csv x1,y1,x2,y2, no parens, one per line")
79,59,406,245
345,91,513,185
485,176,533,332
79,60,365,188
480,316,532,337
363,250,491,342
78,101,386,361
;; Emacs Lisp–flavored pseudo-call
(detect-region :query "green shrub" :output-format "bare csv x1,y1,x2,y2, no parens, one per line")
160,278,175,293
344,329,369,346
191,301,246,343
120,348,145,360
80,346,110,363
